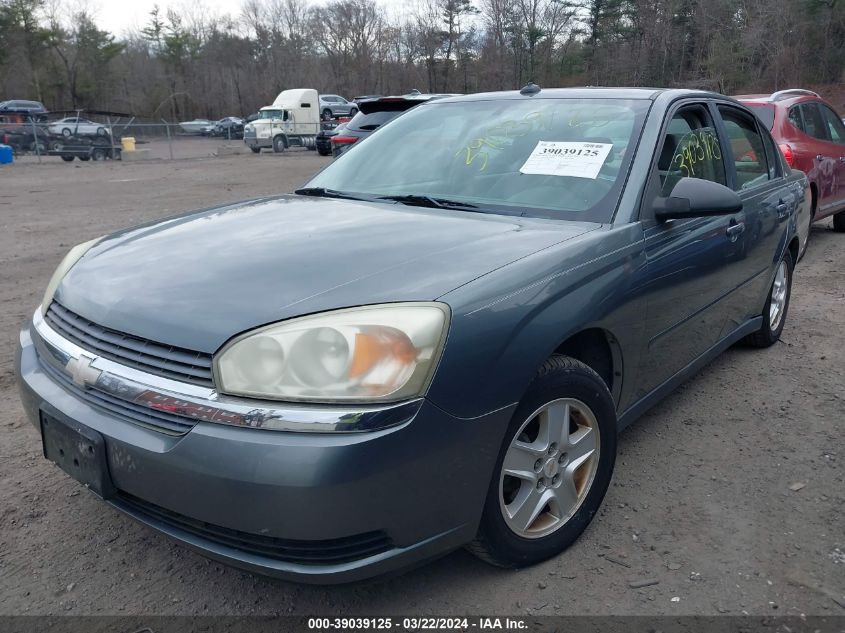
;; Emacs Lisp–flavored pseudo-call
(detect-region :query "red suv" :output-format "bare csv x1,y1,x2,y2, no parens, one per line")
737,89,845,244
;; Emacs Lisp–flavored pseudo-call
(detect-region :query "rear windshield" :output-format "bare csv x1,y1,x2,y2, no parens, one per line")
306,98,651,222
347,110,402,132
747,104,775,130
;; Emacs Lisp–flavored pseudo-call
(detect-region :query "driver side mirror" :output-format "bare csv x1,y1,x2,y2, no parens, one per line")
654,177,742,221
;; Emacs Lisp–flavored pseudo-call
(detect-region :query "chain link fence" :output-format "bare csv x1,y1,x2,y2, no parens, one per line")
0,115,297,163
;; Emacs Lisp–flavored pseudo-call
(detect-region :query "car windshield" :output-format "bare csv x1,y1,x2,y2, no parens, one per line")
305,98,651,221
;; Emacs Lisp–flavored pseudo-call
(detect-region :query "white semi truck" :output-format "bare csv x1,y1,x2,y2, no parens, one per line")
243,88,321,153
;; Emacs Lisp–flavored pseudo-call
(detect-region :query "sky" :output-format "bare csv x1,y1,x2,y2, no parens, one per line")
91,0,411,36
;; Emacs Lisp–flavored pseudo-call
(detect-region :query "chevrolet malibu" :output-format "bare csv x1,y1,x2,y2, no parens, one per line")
17,87,808,583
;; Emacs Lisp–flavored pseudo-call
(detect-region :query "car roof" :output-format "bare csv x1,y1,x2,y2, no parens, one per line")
735,89,821,106
430,86,726,104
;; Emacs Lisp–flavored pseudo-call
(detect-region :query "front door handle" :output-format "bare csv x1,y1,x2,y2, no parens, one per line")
816,154,829,161
777,201,790,219
726,222,745,241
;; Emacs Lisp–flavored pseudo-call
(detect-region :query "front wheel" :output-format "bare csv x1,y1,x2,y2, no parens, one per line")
250,147,261,154
468,356,616,568
322,109,333,121
744,250,793,348
349,107,358,117
272,136,287,153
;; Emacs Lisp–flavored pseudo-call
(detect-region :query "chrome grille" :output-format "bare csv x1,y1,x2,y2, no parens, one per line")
39,358,196,435
44,302,214,387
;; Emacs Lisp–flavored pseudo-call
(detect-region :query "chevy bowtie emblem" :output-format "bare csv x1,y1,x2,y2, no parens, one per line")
65,354,102,387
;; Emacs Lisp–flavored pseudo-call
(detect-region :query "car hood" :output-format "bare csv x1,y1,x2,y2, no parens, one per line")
56,195,597,353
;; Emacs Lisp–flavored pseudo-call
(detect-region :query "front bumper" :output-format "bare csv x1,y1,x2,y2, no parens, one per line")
244,136,272,149
16,315,512,583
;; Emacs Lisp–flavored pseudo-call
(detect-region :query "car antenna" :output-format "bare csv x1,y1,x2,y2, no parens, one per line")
520,83,541,96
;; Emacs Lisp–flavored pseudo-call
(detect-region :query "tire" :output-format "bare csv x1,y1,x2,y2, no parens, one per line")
272,135,287,153
350,107,358,117
833,210,845,233
317,148,331,156
79,155,90,161
61,155,74,162
250,147,261,154
322,108,333,121
467,355,617,568
96,127,106,136
91,148,107,161
744,250,793,348
61,128,72,138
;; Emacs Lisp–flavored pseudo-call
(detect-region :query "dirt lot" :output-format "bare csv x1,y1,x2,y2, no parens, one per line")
0,151,842,617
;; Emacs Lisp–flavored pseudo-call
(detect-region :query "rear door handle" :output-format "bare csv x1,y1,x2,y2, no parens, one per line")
726,222,745,241
816,154,829,161
777,201,790,219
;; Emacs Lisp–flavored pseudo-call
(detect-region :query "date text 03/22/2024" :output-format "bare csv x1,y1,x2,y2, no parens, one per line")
307,617,528,630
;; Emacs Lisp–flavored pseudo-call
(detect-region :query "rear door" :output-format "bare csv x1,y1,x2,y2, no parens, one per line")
715,104,792,327
795,102,840,213
818,103,845,209
637,101,743,396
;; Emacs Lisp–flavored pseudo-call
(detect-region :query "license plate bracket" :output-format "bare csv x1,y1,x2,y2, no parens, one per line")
40,411,116,499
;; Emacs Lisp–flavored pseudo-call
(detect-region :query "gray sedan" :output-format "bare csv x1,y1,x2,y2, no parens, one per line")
17,87,808,583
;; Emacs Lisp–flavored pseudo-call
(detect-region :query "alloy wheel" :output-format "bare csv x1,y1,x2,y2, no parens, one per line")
769,260,788,330
499,398,600,539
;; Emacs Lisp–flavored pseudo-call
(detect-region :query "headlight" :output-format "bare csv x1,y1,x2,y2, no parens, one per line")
214,303,449,403
41,237,102,315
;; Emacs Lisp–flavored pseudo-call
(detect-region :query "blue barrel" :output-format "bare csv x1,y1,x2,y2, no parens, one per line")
0,144,12,165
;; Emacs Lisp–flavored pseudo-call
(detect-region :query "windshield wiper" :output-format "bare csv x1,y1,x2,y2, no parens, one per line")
294,187,375,202
377,194,481,212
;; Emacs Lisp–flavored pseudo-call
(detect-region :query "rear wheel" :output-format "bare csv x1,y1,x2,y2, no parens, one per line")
744,250,793,348
79,155,90,161
468,356,616,568
61,128,72,138
350,107,358,117
833,210,845,233
60,155,74,162
322,108,332,121
91,147,107,161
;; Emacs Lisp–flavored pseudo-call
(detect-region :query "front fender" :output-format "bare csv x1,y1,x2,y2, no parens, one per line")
429,224,648,420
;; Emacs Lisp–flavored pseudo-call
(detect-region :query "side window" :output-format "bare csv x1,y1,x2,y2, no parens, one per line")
656,106,726,196
760,126,781,179
820,104,845,144
788,106,804,132
718,106,770,190
799,103,827,140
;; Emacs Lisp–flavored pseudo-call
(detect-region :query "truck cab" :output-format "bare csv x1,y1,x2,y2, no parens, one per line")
244,89,321,153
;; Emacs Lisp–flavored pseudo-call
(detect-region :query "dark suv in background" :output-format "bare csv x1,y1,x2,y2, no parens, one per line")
738,89,845,240
331,92,457,157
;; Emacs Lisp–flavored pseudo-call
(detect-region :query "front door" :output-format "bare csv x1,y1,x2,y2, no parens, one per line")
636,102,745,397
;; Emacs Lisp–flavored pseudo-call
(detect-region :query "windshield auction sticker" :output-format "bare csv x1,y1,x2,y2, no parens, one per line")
519,141,613,179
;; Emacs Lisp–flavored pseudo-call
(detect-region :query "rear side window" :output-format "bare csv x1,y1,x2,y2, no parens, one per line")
747,104,775,130
799,103,827,140
348,110,401,132
718,106,770,190
820,104,845,144
788,106,804,131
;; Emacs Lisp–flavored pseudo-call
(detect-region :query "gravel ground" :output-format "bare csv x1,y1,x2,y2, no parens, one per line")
0,152,842,616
